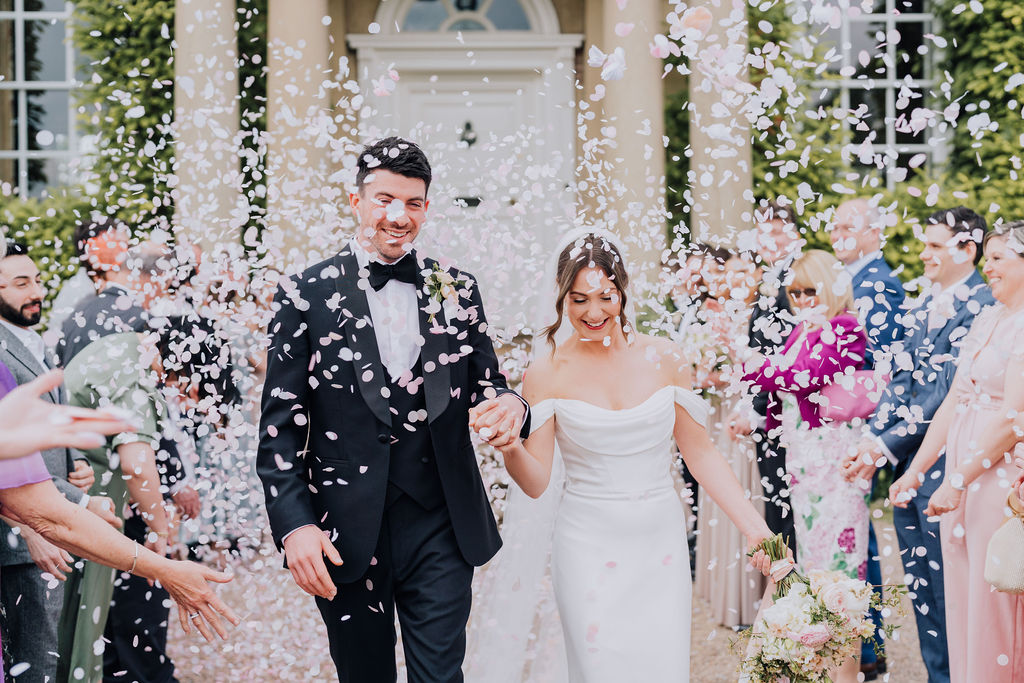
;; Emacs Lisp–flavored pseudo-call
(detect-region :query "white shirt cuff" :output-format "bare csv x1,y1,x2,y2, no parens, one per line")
281,524,317,543
874,435,898,466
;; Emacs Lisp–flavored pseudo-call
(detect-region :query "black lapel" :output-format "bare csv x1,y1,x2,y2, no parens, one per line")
333,247,391,427
415,255,452,423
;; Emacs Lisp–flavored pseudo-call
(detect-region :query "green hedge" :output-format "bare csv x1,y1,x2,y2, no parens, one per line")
71,0,176,229
932,0,1024,223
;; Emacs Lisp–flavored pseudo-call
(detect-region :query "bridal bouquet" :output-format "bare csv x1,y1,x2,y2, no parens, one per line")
739,535,903,683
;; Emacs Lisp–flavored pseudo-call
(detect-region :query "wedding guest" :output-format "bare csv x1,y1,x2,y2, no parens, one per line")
844,207,992,683
0,369,239,657
46,219,124,335
693,249,767,628
829,197,905,676
671,244,709,336
728,201,800,556
0,240,97,680
829,197,905,367
742,249,868,683
57,244,179,682
891,219,1024,683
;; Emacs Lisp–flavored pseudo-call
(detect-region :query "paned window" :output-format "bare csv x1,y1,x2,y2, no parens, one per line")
804,0,936,189
403,0,532,32
0,0,76,197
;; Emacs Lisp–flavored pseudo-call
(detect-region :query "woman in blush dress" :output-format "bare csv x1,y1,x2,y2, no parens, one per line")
891,220,1024,683
741,249,869,683
476,231,777,682
691,248,767,628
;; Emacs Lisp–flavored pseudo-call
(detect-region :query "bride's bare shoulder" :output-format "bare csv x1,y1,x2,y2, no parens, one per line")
522,349,563,403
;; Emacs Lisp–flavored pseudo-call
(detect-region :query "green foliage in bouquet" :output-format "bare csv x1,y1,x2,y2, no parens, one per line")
737,533,907,682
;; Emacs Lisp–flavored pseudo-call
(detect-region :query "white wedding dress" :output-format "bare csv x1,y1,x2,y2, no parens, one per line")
524,385,709,683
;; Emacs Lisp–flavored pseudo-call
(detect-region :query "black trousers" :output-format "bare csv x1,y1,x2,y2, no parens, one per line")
316,491,474,683
102,516,177,683
753,429,797,558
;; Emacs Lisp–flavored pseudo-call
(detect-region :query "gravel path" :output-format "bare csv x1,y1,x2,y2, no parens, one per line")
168,510,927,682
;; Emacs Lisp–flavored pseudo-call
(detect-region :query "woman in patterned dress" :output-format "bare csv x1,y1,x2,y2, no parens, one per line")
742,249,869,683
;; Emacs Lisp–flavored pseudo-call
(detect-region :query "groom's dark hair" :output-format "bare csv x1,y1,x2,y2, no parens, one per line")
355,136,432,195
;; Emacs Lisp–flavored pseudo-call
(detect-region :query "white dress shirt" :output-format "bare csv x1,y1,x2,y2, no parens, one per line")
0,318,48,370
350,238,421,382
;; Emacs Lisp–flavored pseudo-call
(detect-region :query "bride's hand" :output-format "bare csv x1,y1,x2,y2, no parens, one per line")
469,395,524,450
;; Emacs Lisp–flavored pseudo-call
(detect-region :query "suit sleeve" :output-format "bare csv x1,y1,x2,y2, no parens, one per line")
52,475,85,504
743,319,867,396
462,272,531,439
256,283,318,549
871,306,971,464
864,275,905,358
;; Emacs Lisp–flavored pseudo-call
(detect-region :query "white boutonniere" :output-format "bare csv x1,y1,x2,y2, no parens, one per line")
424,263,468,324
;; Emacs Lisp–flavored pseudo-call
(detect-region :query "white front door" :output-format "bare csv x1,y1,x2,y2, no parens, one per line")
349,34,582,333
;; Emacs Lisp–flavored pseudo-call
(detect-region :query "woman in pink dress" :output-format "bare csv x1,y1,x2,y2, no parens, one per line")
891,220,1024,683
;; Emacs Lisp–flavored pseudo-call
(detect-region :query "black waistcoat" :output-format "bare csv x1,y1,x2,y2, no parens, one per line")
386,360,444,509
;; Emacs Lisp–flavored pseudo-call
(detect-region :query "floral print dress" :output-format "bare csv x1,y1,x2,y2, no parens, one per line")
777,330,870,580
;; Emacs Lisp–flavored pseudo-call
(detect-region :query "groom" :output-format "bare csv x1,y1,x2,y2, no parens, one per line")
257,136,530,682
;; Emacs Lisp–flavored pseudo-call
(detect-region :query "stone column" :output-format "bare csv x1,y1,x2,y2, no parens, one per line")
687,0,753,245
264,0,336,268
581,0,666,282
174,0,242,250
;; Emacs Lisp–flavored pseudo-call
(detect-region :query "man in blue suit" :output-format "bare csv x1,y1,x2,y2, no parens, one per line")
831,198,906,368
842,206,993,683
829,197,906,678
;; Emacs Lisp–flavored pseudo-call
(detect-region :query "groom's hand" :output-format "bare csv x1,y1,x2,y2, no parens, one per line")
283,526,343,600
469,394,524,450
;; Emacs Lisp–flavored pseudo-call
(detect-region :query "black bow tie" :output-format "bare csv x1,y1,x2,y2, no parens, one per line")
368,257,418,291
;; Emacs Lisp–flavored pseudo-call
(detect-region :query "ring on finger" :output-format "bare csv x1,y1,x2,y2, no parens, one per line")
188,612,200,619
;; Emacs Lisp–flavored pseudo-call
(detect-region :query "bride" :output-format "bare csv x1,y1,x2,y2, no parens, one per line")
469,231,776,682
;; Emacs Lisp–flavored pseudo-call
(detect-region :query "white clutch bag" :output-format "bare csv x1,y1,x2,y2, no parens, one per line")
984,491,1024,594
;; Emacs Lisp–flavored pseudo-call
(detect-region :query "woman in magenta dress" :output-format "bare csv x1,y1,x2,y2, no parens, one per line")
742,249,869,683
891,221,1024,683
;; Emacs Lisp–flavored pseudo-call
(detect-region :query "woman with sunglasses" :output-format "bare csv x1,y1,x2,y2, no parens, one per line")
741,249,869,683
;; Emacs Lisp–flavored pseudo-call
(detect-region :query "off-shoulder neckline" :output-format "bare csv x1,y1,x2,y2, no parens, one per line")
536,385,695,413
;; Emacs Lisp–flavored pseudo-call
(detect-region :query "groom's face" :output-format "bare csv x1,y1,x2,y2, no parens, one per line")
350,169,429,263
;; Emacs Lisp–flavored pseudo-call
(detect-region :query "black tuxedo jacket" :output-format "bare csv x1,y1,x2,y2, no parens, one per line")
748,271,793,417
257,246,529,583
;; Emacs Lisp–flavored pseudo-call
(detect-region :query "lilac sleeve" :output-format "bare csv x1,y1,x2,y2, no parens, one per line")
0,361,52,490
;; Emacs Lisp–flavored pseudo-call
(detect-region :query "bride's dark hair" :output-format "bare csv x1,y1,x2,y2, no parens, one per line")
544,233,631,351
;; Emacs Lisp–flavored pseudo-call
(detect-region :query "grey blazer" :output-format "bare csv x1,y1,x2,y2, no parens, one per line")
0,323,85,567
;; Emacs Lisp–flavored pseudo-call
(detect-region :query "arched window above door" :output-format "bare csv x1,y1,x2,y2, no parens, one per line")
384,0,560,35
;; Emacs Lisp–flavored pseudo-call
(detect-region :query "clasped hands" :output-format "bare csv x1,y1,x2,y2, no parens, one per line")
468,392,526,451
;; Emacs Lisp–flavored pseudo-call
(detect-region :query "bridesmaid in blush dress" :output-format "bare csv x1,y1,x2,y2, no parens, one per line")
892,222,1024,683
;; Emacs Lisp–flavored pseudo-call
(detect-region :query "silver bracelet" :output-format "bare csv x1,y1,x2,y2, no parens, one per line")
78,493,91,508
949,472,967,491
128,542,139,574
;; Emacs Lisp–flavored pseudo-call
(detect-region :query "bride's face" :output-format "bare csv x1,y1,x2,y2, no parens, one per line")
565,267,622,341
